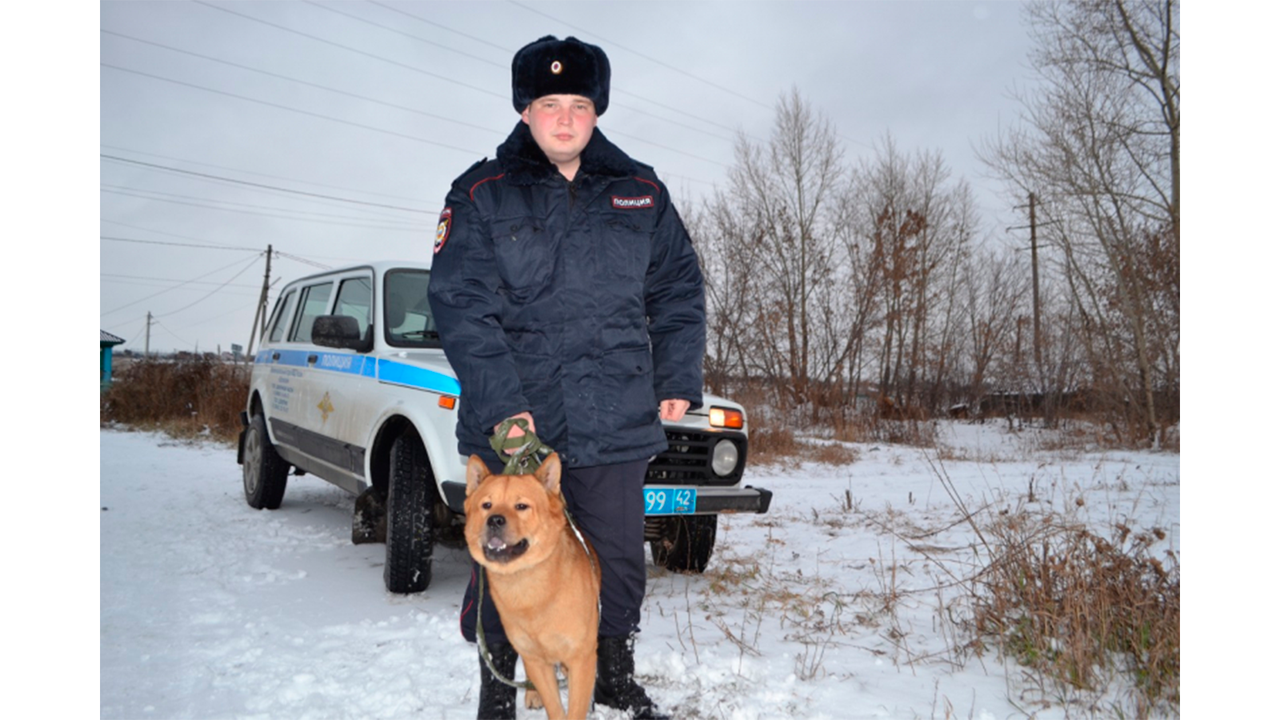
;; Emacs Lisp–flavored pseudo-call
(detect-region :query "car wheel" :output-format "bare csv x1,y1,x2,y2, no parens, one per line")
384,427,435,594
650,515,717,573
243,412,289,510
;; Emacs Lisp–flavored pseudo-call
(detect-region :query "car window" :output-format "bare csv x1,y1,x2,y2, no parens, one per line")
266,289,297,344
289,281,334,343
335,277,373,338
384,270,440,348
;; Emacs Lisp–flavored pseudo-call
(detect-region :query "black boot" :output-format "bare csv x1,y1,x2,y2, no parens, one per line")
594,634,671,720
476,641,518,720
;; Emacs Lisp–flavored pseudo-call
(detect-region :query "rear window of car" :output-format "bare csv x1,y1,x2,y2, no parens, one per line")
266,289,297,344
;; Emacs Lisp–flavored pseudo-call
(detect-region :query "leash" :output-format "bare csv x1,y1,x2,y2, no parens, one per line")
488,417,552,475
475,567,536,690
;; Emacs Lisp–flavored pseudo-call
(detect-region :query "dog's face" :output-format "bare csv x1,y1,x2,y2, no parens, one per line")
463,453,565,575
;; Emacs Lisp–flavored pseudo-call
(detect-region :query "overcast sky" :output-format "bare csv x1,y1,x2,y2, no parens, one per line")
97,0,1043,354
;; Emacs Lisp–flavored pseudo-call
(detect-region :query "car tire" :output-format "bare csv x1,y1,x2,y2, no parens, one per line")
384,427,434,594
650,515,718,573
243,412,289,510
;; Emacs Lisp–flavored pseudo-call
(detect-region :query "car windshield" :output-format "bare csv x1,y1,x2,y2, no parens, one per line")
384,269,441,348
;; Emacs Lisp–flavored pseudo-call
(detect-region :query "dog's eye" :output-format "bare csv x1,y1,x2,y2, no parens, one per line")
481,501,493,510
515,503,530,511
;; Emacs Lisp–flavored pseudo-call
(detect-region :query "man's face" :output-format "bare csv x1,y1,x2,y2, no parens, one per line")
521,94,597,170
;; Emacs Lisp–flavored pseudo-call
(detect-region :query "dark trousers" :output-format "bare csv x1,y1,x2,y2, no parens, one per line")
460,457,649,643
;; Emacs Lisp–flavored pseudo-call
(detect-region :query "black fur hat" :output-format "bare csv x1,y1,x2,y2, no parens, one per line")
511,35,611,116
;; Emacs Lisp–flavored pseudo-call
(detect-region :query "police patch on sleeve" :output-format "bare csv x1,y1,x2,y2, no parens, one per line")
434,207,453,254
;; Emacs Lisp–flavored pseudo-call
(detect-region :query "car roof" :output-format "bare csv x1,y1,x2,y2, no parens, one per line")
280,260,432,289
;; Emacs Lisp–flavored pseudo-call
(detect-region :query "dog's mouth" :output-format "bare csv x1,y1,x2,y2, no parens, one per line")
482,535,530,563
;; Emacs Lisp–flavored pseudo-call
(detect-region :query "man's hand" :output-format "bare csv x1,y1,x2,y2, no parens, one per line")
494,412,536,454
659,399,690,422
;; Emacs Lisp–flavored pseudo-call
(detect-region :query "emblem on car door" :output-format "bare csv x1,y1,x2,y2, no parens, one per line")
317,392,335,424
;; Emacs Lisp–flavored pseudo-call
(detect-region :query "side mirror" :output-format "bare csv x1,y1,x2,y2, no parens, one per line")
312,315,372,352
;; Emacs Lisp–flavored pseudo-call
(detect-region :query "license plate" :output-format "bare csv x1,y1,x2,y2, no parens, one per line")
644,487,697,515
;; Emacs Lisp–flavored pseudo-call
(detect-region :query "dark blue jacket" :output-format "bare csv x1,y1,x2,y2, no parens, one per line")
427,122,706,468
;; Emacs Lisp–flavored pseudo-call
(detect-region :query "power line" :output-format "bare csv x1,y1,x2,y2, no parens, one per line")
100,185,429,231
102,272,263,291
101,252,264,318
101,155,432,215
275,251,332,270
157,254,264,319
100,30,507,138
184,296,265,329
151,318,197,350
601,130,726,171
100,220,374,266
300,0,505,69
111,323,147,348
101,144,424,204
191,0,510,100
99,183,427,228
102,63,483,157
368,0,513,53
101,235,262,252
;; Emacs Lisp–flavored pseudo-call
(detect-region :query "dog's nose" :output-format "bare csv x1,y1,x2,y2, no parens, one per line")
487,514,506,529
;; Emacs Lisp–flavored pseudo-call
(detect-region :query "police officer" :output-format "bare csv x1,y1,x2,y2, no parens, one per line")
428,35,705,720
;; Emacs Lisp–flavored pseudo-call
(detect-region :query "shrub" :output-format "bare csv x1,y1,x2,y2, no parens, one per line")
101,358,249,444
971,513,1179,715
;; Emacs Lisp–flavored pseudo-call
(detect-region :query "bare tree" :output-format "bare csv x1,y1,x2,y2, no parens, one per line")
719,88,846,410
848,135,974,414
980,0,1179,445
960,248,1031,411
687,202,752,396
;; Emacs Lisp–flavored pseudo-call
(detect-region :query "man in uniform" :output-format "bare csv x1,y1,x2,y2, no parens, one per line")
428,35,705,720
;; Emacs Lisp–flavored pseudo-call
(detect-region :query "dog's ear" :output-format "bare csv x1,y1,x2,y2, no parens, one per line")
535,452,561,495
465,455,491,496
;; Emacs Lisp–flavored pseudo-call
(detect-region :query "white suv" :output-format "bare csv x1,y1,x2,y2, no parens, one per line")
238,261,771,594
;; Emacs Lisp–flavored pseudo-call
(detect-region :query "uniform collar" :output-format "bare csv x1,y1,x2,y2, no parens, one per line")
497,121,637,185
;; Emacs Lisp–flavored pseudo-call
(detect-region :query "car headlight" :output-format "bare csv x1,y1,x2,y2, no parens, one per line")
709,406,744,429
711,439,739,477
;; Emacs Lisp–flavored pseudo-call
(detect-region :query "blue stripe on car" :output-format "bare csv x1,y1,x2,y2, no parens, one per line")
255,350,459,395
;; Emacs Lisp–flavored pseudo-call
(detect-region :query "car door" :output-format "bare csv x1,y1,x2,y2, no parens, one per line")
307,270,378,491
259,288,304,444
271,277,335,469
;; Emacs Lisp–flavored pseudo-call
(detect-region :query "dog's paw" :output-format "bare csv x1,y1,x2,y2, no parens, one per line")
524,687,544,710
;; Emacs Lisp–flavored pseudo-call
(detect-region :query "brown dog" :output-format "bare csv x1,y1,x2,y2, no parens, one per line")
464,453,600,720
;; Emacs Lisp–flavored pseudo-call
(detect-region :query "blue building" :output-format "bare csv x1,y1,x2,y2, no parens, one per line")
101,330,125,389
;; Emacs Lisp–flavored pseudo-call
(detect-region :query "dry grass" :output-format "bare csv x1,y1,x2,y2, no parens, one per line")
968,513,1180,716
748,426,859,467
101,358,249,444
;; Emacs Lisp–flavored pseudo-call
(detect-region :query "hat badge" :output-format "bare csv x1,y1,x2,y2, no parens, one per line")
550,60,563,75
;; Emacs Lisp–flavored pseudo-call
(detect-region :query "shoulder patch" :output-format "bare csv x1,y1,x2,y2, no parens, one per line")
434,207,453,254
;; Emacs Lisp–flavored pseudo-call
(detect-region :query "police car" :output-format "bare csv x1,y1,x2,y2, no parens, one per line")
238,261,771,594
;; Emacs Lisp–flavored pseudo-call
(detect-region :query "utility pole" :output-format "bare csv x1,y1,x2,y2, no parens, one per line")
1029,193,1042,384
246,245,273,361
144,311,152,359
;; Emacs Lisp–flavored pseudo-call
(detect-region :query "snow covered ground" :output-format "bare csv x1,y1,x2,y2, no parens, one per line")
98,422,1179,719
